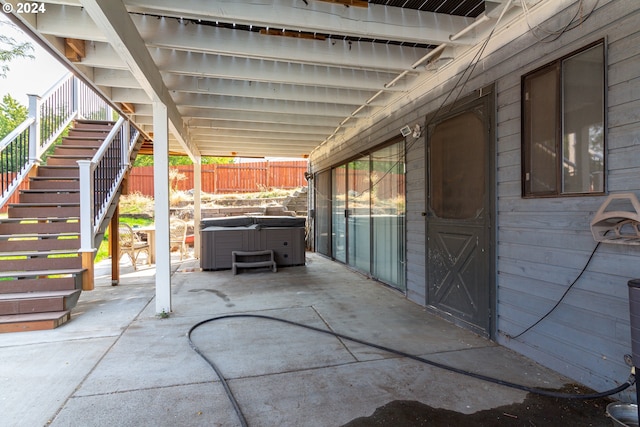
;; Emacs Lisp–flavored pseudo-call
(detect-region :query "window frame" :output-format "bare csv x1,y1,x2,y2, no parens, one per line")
521,39,606,198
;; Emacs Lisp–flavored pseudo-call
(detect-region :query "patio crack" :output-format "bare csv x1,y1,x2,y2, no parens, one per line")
311,305,359,361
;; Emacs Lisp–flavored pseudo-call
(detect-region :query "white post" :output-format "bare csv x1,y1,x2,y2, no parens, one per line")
153,101,171,315
77,160,95,252
27,94,40,163
122,121,130,168
194,157,202,259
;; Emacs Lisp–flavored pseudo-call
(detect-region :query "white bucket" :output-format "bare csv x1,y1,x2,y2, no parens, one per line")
607,403,639,427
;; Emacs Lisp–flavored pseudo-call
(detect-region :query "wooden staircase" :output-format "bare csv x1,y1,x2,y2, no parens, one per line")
0,120,115,333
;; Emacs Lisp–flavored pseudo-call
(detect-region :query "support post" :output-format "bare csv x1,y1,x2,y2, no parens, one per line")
81,251,95,291
122,121,130,169
194,157,202,259
78,160,95,252
78,159,96,290
27,94,40,163
110,204,120,285
153,101,171,315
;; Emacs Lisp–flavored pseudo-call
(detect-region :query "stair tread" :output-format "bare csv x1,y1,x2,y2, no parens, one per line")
0,249,79,257
0,290,80,300
30,176,79,180
0,310,71,323
0,217,79,223
47,154,94,158
76,119,116,124
0,268,85,279
20,189,80,193
0,233,79,238
63,135,106,139
8,202,80,207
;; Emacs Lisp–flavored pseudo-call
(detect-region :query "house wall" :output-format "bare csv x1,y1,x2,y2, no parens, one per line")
494,0,640,395
309,0,640,395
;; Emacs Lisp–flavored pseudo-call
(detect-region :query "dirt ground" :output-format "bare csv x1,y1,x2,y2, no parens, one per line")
342,385,616,427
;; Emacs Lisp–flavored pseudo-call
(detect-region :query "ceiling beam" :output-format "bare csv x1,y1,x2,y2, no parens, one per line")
169,93,357,118
190,129,325,142
78,0,200,159
185,119,336,135
162,75,383,106
192,136,322,148
39,0,476,46
93,68,142,88
176,108,347,128
130,14,431,72
123,0,474,46
80,42,410,92
35,6,438,72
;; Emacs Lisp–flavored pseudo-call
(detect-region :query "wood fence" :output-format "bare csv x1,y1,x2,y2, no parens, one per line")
0,161,308,213
127,161,309,196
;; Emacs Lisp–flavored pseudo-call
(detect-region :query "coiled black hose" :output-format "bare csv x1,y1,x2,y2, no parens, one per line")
187,313,634,427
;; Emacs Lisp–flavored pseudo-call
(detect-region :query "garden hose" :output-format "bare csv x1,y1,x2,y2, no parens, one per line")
187,313,634,427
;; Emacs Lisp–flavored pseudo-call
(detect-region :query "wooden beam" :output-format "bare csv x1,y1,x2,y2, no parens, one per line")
119,102,135,114
64,38,85,61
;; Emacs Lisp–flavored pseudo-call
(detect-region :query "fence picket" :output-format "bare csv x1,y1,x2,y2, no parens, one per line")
127,161,308,196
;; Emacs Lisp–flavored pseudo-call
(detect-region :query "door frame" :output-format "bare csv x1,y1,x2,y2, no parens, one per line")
424,84,496,339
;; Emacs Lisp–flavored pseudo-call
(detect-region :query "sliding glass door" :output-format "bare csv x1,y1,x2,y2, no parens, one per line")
316,139,405,291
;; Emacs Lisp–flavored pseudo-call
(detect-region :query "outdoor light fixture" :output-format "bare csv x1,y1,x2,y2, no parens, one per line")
400,124,422,138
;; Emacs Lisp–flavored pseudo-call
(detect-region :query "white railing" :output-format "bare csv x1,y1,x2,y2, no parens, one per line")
0,72,143,257
78,118,141,251
0,73,113,207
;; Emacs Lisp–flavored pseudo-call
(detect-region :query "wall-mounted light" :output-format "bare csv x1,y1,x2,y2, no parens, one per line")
400,124,422,138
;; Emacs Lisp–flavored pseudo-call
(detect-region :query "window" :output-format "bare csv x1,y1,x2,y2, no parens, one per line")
522,41,605,197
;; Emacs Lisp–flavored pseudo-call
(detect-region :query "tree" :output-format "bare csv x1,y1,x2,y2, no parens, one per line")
0,94,28,172
133,154,235,167
0,21,34,79
0,93,27,139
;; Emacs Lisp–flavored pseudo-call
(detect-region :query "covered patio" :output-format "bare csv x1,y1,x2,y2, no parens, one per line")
0,253,613,426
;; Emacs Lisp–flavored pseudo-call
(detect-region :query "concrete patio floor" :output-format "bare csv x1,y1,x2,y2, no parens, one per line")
0,252,616,426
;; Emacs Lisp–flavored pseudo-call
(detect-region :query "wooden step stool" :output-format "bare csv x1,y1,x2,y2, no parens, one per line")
232,250,277,275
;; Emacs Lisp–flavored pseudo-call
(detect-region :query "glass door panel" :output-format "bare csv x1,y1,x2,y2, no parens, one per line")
332,165,346,263
347,158,370,271
315,169,331,257
371,143,405,290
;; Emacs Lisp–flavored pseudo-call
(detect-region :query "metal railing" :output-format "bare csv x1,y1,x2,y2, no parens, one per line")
0,73,143,255
0,73,113,207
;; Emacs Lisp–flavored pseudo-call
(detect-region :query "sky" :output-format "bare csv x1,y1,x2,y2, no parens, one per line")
0,14,68,106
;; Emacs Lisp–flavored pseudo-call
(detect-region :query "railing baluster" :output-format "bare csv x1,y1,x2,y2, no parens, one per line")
2,73,143,260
